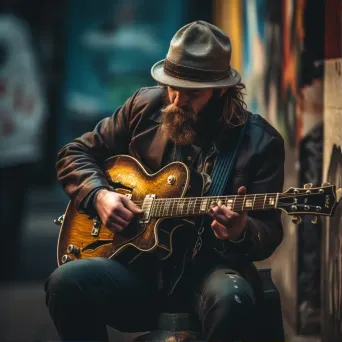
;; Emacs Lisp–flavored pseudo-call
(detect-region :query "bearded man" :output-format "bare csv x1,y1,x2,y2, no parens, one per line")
45,21,285,342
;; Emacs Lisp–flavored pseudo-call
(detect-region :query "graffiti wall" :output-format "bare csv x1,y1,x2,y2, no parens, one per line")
240,0,307,333
322,57,342,342
321,2,342,341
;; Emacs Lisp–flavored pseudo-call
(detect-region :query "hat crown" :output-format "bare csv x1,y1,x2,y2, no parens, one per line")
166,20,232,72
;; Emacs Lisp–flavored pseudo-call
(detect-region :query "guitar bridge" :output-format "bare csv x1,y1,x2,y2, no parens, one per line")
139,194,155,223
91,217,102,236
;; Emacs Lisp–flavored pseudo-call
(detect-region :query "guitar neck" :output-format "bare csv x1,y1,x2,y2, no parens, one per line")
150,193,279,218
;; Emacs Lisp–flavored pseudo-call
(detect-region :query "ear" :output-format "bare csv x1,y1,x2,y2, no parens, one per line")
220,88,228,97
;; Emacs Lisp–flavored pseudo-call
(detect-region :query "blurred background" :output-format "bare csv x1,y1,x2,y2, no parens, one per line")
0,0,341,341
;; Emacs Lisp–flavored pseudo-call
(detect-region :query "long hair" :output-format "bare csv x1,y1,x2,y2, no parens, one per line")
222,82,248,127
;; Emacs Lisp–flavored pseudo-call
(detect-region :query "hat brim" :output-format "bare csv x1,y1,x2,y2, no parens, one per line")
151,59,241,89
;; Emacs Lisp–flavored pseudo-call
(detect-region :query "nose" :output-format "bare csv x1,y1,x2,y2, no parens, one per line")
172,90,189,108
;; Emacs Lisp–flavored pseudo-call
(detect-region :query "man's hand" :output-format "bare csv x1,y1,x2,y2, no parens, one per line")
208,186,248,241
95,189,143,233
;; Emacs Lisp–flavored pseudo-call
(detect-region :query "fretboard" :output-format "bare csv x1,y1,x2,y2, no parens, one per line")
150,193,279,218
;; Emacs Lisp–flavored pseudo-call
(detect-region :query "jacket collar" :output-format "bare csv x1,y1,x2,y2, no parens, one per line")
149,109,162,123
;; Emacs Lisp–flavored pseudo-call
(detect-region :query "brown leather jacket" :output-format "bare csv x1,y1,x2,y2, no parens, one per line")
56,86,285,294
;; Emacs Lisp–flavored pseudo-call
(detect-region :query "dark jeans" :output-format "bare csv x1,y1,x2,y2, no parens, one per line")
45,257,256,342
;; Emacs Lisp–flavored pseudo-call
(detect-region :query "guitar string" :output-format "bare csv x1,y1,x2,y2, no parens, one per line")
147,202,324,217
133,195,327,216
129,191,329,206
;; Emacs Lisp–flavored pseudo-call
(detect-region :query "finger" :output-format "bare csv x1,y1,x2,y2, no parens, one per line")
210,201,218,209
211,220,229,239
220,205,240,219
210,203,238,220
115,204,135,222
108,214,129,228
107,222,124,233
122,196,144,214
237,186,247,195
208,207,231,226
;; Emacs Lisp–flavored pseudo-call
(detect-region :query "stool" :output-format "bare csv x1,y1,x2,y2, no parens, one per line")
255,268,285,340
133,313,202,342
133,268,284,342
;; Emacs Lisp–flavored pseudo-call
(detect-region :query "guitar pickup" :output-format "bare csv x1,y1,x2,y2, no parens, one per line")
91,217,102,236
139,194,155,223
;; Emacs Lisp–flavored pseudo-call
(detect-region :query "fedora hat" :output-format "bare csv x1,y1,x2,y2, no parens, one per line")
151,20,241,89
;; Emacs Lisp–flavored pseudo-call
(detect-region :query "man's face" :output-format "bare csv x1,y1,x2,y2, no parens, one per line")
161,86,214,145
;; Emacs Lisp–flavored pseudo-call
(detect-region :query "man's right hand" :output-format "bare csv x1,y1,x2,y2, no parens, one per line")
95,189,143,233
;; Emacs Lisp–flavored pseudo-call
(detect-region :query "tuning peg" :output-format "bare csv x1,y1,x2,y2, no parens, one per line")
321,181,331,187
292,216,302,225
304,183,313,189
311,216,318,224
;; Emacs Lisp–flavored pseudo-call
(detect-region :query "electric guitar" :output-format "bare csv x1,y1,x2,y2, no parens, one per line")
55,155,341,266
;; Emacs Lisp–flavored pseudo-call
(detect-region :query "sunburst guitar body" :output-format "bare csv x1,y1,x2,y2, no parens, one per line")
57,155,204,266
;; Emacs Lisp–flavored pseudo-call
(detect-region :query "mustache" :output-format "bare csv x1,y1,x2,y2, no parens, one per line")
161,103,196,121
160,103,197,145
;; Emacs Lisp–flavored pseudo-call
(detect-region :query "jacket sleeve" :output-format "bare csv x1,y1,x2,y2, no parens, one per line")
224,135,285,261
56,90,140,213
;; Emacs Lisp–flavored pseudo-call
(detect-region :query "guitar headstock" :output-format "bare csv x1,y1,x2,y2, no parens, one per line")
278,182,341,223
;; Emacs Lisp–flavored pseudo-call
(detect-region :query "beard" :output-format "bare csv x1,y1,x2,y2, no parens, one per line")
160,101,198,146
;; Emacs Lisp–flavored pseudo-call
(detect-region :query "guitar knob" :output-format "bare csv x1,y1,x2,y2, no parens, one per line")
292,216,302,225
61,255,74,264
311,216,318,224
304,183,313,189
67,244,80,255
93,220,101,228
167,175,176,185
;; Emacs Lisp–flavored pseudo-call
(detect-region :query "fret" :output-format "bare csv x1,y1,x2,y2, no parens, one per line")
179,200,185,215
187,199,195,214
264,194,276,208
200,198,209,212
275,193,279,208
164,199,171,216
153,201,158,217
263,194,267,208
170,198,175,216
158,200,163,217
244,196,254,209
253,194,257,209
242,195,247,210
162,200,167,217
233,195,243,211
193,198,197,214
226,197,234,210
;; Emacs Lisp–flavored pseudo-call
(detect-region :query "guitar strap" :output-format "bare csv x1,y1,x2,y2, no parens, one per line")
192,118,249,258
207,118,249,197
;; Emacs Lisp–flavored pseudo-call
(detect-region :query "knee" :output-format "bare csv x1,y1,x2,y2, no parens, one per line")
44,258,106,306
200,270,255,315
45,260,83,303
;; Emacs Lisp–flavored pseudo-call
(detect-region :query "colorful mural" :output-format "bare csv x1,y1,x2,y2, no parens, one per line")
242,0,267,115
240,0,324,335
242,0,307,147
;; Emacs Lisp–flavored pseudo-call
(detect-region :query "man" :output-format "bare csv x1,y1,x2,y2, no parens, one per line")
45,21,285,342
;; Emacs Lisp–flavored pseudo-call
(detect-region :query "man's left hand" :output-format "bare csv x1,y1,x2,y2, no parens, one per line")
208,186,248,241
